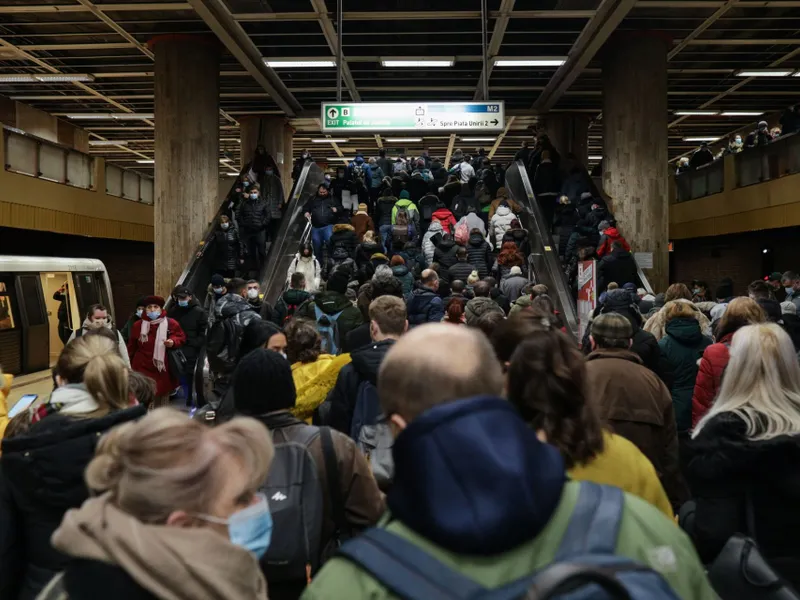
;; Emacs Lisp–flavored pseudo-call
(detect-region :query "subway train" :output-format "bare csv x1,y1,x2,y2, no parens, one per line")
0,256,113,376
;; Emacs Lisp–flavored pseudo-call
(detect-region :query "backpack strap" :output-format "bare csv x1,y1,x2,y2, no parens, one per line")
320,427,349,538
337,528,485,600
554,481,624,561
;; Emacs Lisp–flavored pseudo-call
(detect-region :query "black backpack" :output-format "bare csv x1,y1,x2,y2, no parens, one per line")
206,317,243,375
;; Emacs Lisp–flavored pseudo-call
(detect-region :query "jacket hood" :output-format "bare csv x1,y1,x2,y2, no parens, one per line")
432,208,453,219
283,288,310,305
396,198,416,210
468,232,485,246
427,221,443,234
665,317,703,344
513,295,533,308
391,264,410,277
1,405,146,510
351,339,395,384
605,227,621,238
313,290,352,314
217,293,255,318
438,238,456,252
496,205,511,217
333,223,355,233
388,396,565,555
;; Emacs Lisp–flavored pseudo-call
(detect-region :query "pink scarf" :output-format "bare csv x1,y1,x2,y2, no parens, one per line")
139,316,169,372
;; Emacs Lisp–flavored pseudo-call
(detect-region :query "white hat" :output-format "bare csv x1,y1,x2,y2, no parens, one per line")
510,266,522,276
781,301,797,315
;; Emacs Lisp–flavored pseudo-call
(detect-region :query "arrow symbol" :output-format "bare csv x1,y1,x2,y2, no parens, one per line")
328,108,337,119
491,119,499,126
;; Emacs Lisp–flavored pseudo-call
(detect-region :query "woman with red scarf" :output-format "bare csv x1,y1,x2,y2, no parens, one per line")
492,241,528,282
127,295,186,407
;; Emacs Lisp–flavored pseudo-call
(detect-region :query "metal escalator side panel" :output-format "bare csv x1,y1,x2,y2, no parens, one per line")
505,161,580,340
260,162,326,306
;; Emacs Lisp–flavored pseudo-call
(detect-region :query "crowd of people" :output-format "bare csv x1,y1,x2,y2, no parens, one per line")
5,135,800,600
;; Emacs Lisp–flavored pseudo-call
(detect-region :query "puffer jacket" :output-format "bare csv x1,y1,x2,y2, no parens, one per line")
406,287,445,326
375,195,397,227
286,253,322,293
658,318,713,431
597,227,631,258
237,196,268,231
391,265,414,296
691,333,734,428
433,238,459,278
431,207,456,235
448,260,477,285
262,173,285,219
489,205,516,247
422,221,444,265
329,224,358,258
213,225,242,272
465,232,493,279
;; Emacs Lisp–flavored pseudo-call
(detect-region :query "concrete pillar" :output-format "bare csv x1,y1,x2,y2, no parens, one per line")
240,116,293,190
602,33,670,292
152,34,220,296
543,114,590,166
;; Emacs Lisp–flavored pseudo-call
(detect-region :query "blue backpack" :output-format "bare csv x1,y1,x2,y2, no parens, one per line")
314,305,344,355
337,482,680,600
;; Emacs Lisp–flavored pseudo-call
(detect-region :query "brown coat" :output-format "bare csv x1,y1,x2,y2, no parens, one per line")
351,212,375,242
487,195,522,220
584,348,689,509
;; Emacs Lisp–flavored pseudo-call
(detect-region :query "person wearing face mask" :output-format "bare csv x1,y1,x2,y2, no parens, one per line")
204,274,228,330
69,303,130,367
127,296,187,407
37,409,274,600
121,296,147,344
168,286,209,405
303,184,339,260
237,185,269,275
782,271,800,312
252,143,279,179
245,280,274,322
286,242,322,294
211,214,243,279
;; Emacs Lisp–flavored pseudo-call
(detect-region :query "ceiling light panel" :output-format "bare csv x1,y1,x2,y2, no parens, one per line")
265,60,336,68
493,58,566,67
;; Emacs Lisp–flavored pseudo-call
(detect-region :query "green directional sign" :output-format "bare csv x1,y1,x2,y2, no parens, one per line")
321,102,505,132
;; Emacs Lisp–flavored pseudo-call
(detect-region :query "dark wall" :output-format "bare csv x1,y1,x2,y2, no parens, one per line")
0,227,154,323
671,226,800,296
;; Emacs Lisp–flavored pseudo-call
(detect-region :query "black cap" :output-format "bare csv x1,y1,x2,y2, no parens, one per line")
171,285,192,298
211,274,225,287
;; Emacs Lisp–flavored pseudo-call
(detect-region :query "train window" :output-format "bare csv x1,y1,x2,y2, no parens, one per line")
18,276,46,327
72,272,101,317
0,281,16,330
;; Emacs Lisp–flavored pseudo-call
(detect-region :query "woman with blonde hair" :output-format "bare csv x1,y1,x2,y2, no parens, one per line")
38,408,274,599
0,335,146,599
692,297,767,427
284,319,351,422
689,324,800,587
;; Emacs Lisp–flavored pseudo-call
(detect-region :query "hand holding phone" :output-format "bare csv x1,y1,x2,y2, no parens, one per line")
9,394,37,418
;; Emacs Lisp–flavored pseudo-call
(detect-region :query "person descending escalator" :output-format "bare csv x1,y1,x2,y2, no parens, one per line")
262,165,285,241
292,148,313,183
252,144,279,180
597,221,631,258
237,185,269,275
533,150,561,232
286,242,322,295
489,201,517,250
210,214,243,278
303,184,339,261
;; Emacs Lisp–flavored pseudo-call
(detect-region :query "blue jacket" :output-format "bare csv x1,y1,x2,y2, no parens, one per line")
406,287,444,325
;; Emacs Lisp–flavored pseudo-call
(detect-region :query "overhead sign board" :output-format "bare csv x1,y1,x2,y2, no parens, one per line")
321,101,505,132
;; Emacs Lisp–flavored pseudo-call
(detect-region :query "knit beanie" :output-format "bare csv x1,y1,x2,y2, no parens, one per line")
373,264,395,286
467,270,480,285
233,349,296,415
782,301,798,315
399,190,410,199
509,266,522,276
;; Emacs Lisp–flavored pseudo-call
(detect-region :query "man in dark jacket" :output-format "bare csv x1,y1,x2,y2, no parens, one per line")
584,313,689,510
532,151,561,230
324,296,407,436
273,272,311,326
303,184,339,260
237,184,269,272
375,149,393,184
433,234,459,283
406,270,445,325
375,188,397,254
465,230,493,279
688,143,714,169
295,267,364,343
232,349,384,599
448,247,477,284
245,280,273,322
168,285,209,404
597,242,638,293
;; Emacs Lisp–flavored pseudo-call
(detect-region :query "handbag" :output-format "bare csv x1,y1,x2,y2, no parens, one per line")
167,347,188,377
707,491,800,600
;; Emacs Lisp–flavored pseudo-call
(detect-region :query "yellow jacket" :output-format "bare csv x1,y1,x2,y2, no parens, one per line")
569,431,674,519
0,373,13,446
291,354,352,422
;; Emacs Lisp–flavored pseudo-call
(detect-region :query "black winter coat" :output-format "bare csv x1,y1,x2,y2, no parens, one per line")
329,224,359,258
502,229,531,258
451,192,480,221
597,249,638,293
213,226,242,272
408,177,430,204
0,406,147,600
375,196,397,227
355,241,383,268
418,194,440,224
302,194,337,228
323,339,395,435
237,196,269,231
167,298,208,364
448,260,478,285
688,413,800,588
433,239,459,281
533,162,561,196
466,233,493,279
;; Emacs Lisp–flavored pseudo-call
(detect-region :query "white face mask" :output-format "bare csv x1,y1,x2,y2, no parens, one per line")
221,222,230,230
89,318,108,329
247,288,259,300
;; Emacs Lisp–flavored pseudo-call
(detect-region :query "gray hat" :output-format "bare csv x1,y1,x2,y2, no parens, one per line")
510,266,522,276
781,301,797,315
598,220,611,232
372,264,395,286
758,120,768,129
591,312,633,342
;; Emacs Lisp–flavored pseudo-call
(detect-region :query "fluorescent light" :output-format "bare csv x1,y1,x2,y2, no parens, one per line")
136,159,155,164
89,140,128,146
0,73,95,83
493,58,566,67
66,113,153,120
225,172,240,176
385,137,422,142
312,138,348,143
461,137,496,142
265,60,336,68
683,137,720,142
674,111,719,116
736,69,792,77
720,111,764,116
588,155,603,160
114,113,154,120
381,58,454,67
794,72,800,77
326,157,352,161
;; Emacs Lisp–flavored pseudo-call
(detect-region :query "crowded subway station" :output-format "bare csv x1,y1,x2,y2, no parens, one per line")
2,0,800,598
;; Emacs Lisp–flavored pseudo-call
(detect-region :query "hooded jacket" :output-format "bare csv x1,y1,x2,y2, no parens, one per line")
421,222,443,265
391,196,420,229
465,296,504,326
329,223,359,258
302,397,716,600
431,208,456,235
391,265,414,296
644,299,712,341
323,339,396,435
0,405,147,600
406,287,444,326
584,349,688,509
355,240,383,269
296,291,364,345
466,232,493,279
451,187,480,221
291,354,353,422
286,253,322,293
508,293,533,318
489,205,516,247
375,195,397,228
596,227,631,258
658,318,713,431
432,238,459,280
418,194,441,224
273,288,312,326
488,191,521,220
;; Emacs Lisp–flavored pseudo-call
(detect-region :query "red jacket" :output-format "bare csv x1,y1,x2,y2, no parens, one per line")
596,228,631,257
128,316,186,397
691,333,733,428
431,208,456,235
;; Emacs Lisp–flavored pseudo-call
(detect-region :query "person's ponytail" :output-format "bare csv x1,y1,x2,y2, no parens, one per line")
83,351,129,414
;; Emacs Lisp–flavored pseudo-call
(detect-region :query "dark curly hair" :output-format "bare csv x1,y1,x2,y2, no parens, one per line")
284,318,321,364
505,319,604,469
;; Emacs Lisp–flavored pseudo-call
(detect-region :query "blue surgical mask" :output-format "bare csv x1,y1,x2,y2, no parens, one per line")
147,309,161,320
693,288,701,295
178,300,189,308
250,193,258,200
243,181,250,187
197,493,272,559
786,287,794,295
213,287,224,296
135,308,143,318
265,169,273,176
221,222,230,230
